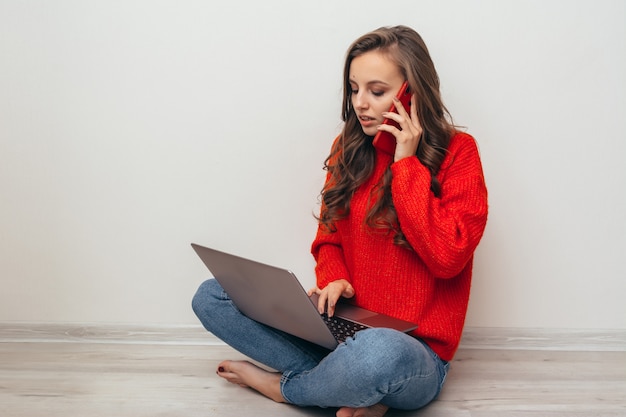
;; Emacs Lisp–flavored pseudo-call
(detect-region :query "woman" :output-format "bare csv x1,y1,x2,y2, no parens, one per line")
192,25,488,417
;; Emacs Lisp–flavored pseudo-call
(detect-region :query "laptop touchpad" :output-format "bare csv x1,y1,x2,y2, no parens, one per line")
335,303,377,321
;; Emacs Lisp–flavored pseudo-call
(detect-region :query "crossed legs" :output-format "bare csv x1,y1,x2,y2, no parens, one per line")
192,279,446,415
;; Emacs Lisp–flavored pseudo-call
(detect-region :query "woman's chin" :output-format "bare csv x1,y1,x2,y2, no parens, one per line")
361,126,379,137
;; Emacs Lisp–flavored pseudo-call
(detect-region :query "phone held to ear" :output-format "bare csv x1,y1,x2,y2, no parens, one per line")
372,81,412,155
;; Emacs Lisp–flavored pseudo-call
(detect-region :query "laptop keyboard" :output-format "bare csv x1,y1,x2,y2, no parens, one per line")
321,314,368,343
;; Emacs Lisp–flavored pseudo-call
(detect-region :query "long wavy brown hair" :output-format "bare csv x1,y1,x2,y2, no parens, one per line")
318,26,455,248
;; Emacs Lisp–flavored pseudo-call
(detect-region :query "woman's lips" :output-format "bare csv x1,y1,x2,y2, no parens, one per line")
359,115,377,127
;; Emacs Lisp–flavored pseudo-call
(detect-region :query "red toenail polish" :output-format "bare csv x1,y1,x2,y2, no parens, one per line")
218,367,225,372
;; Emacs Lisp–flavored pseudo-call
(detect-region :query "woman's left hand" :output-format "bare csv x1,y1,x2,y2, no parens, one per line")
378,94,423,162
307,279,354,317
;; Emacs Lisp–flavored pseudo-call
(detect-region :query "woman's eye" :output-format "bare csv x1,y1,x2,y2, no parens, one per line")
372,91,384,97
351,90,359,95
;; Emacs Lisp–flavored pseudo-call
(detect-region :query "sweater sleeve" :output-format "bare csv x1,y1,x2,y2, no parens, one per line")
311,224,351,289
391,132,488,278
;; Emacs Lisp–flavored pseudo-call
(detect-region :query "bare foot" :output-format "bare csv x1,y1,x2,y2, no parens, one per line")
216,360,285,403
336,403,389,417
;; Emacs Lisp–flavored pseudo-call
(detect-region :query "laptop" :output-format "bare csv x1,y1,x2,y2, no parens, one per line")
191,243,418,350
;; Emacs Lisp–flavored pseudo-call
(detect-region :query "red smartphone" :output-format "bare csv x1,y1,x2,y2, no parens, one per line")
372,81,412,155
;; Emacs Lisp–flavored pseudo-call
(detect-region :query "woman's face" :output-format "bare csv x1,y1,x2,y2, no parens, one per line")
348,50,405,137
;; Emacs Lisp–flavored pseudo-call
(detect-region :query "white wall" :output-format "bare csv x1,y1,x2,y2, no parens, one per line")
1,0,624,329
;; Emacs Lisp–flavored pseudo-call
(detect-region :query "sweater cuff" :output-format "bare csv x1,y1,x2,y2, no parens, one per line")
391,156,431,190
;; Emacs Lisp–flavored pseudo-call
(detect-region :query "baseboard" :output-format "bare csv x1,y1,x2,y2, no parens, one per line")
460,327,626,351
0,322,222,346
0,322,624,351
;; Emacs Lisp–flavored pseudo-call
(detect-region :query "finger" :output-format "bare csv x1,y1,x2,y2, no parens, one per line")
325,287,343,318
385,103,412,133
380,115,407,142
376,123,401,141
342,284,355,298
393,95,421,133
381,111,403,125
317,290,328,314
393,96,410,117
327,296,336,317
307,286,321,296
407,97,423,138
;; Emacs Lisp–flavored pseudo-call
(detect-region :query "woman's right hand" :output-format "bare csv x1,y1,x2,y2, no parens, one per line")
307,279,355,317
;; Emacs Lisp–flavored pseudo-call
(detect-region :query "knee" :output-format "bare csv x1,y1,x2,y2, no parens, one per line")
191,278,223,318
353,328,409,350
350,328,418,368
346,329,436,387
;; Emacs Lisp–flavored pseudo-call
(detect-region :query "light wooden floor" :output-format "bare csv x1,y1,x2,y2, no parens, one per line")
1,324,625,417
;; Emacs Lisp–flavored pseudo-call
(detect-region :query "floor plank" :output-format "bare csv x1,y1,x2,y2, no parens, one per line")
1,340,625,417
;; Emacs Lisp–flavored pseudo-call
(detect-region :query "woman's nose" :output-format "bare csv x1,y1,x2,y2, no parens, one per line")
353,92,368,110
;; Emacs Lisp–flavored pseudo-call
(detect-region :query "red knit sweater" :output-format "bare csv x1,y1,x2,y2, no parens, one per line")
311,132,488,361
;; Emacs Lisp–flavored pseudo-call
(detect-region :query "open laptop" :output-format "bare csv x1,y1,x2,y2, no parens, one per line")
192,243,418,350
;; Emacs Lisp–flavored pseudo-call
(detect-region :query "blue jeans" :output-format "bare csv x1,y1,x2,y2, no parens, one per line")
192,279,449,410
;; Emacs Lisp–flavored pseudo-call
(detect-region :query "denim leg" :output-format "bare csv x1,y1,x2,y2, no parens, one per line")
280,328,448,410
192,279,330,372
